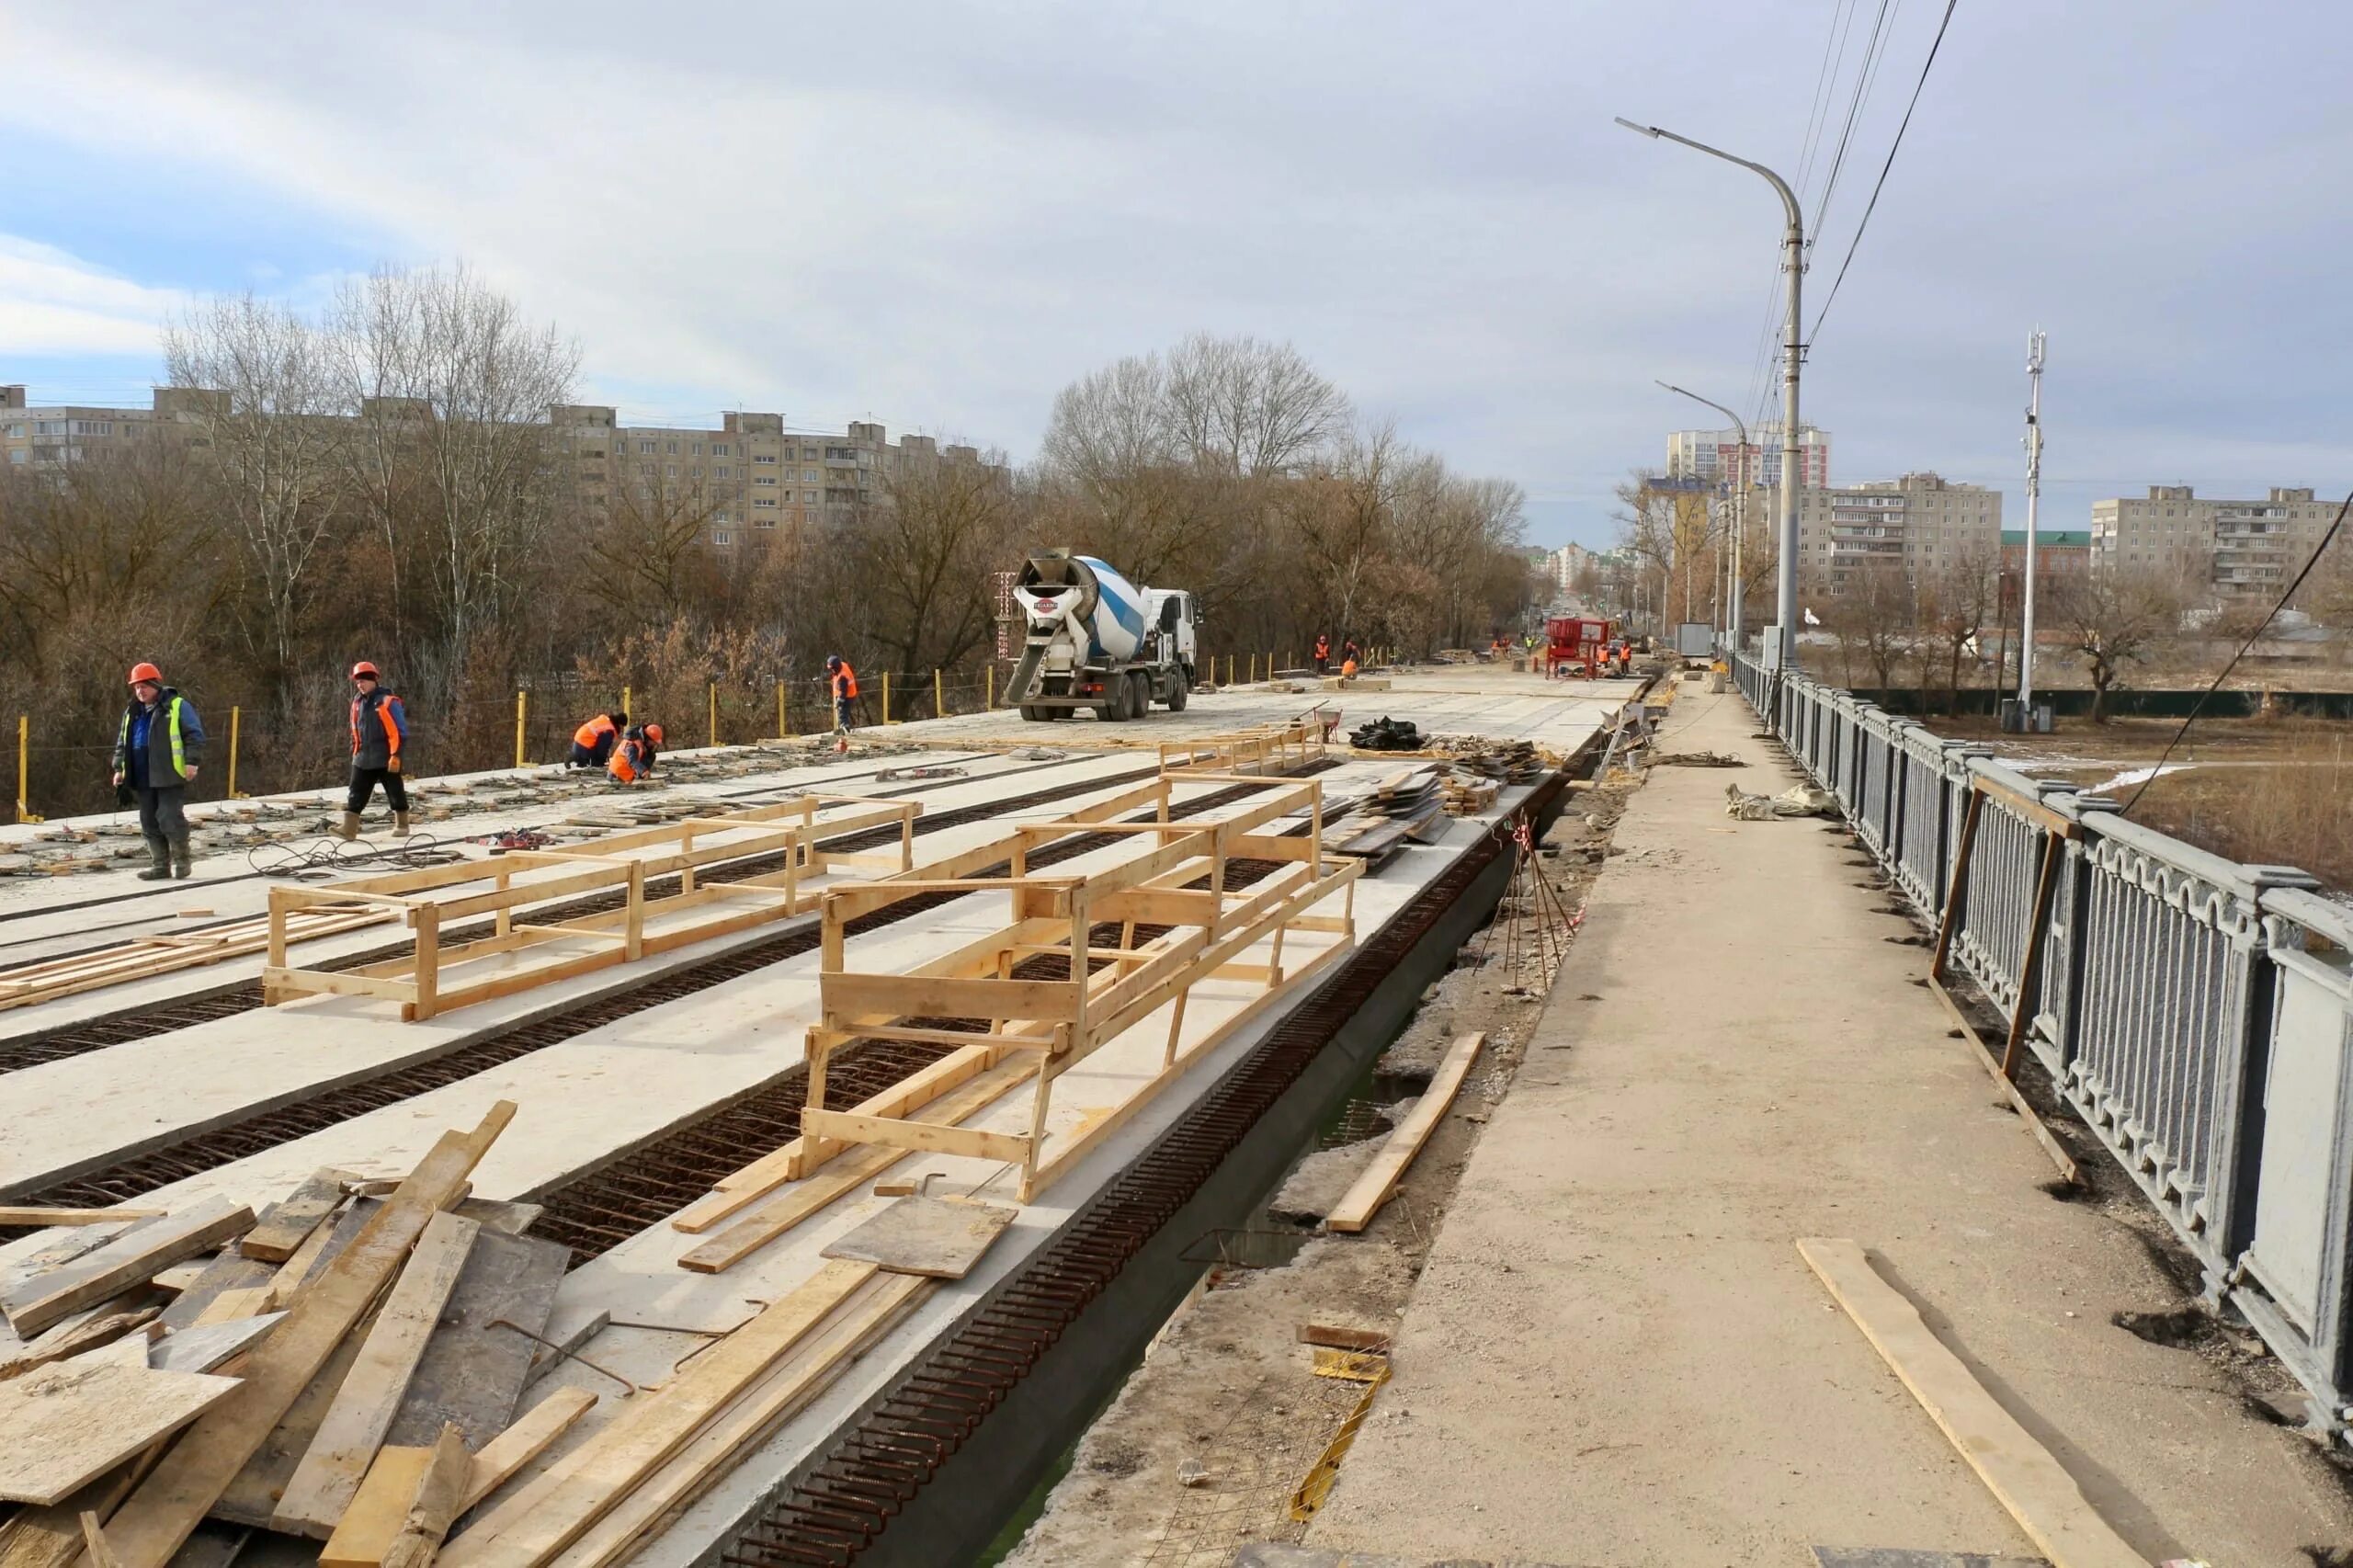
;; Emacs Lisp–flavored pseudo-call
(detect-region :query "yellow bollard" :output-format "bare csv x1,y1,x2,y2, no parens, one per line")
882,671,892,724
622,686,631,724
15,715,39,824
229,705,251,797
986,665,995,710
513,691,527,770
1226,653,1234,686
934,668,944,720
777,680,788,739
1247,653,1256,682
709,682,719,747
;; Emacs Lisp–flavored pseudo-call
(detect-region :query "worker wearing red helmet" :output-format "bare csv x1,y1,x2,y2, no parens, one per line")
607,722,663,785
110,662,206,881
340,660,411,841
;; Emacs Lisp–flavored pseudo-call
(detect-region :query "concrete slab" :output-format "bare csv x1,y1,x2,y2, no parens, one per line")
1302,687,2353,1568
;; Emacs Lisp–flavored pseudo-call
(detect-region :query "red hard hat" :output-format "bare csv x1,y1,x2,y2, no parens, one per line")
644,722,665,744
350,661,380,679
127,662,162,686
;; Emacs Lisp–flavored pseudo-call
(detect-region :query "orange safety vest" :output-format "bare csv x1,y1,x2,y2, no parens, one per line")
831,662,858,700
574,714,618,750
1313,636,1329,658
608,734,647,784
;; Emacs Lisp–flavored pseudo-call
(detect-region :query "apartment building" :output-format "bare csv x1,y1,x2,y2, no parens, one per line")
1665,419,1831,490
1797,472,2002,594
0,384,222,466
2090,485,2334,597
1542,541,1597,597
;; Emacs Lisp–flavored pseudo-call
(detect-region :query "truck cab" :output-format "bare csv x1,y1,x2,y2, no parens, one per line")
1143,588,1199,685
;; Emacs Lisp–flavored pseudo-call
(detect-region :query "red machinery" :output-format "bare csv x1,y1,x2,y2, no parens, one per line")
1545,616,1615,677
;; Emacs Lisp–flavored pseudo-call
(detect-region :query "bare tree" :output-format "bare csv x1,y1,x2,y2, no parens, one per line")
165,295,347,682
584,450,729,625
1919,543,2000,713
2056,567,2187,722
1825,560,1915,691
836,446,1012,676
1163,333,1350,477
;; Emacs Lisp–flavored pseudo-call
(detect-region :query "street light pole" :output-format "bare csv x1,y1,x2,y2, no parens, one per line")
1620,118,1804,668
1656,381,1747,651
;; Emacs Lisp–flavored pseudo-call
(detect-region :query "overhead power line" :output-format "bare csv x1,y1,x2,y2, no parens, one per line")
1808,0,1961,343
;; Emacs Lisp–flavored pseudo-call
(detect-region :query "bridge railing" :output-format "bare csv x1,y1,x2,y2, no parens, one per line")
1733,653,2353,1433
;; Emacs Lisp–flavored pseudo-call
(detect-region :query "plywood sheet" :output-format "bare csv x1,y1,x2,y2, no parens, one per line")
818,1197,1018,1280
0,1361,238,1506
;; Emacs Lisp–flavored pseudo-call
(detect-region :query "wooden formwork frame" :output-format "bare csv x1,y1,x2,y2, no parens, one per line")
0,903,394,1016
1156,712,1333,778
261,794,922,1021
796,772,1361,1202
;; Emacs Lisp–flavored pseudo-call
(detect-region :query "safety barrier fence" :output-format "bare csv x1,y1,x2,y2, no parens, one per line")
1734,653,2353,1433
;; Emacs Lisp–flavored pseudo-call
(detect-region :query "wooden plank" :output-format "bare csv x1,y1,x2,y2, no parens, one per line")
0,1362,239,1506
437,1259,881,1568
796,1108,1031,1166
1326,1032,1484,1233
165,1526,248,1568
96,1103,516,1568
316,1447,432,1568
74,1518,118,1568
148,1314,286,1376
383,1231,567,1449
3,1199,256,1338
238,1171,356,1265
1296,1323,1391,1354
189,1289,271,1329
457,1388,597,1514
820,972,1080,1025
0,1210,164,1230
1,1308,161,1379
1797,1238,2150,1568
276,1211,482,1537
378,1426,469,1568
546,1273,928,1568
155,1256,274,1335
0,1449,161,1568
820,1197,1017,1280
678,1059,1040,1274
210,1298,381,1528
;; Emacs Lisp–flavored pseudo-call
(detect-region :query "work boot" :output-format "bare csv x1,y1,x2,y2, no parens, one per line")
336,812,362,843
136,835,170,881
392,811,413,836
169,837,194,880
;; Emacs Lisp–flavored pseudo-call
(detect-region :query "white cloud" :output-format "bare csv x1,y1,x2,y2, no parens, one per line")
0,236,189,357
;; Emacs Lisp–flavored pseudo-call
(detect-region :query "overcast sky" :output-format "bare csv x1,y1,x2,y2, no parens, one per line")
4,1,2348,551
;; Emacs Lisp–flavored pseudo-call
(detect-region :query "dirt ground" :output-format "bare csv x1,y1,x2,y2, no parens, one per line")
995,775,1642,1568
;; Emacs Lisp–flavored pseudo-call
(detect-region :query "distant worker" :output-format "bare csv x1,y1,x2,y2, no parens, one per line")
570,710,626,769
341,661,410,841
1340,654,1359,679
608,722,664,785
1312,633,1331,675
111,662,205,881
826,654,859,753
1341,637,1361,670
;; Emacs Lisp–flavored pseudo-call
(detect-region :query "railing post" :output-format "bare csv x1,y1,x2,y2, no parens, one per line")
986,665,995,710
882,671,892,724
935,667,944,720
513,691,527,770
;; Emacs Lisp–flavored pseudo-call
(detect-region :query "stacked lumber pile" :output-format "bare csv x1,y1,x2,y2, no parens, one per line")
1323,767,1448,865
0,1108,995,1568
1429,736,1544,782
1438,773,1500,816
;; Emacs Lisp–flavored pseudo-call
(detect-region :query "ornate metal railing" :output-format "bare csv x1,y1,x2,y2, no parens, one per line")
1735,654,2353,1434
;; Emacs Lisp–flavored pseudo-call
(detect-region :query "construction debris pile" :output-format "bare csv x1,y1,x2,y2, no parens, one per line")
0,1101,957,1568
1347,718,1423,753
1723,781,1840,821
1429,737,1545,782
1323,767,1448,865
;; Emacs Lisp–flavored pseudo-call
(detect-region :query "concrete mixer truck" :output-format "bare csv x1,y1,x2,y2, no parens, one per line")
1006,550,1199,722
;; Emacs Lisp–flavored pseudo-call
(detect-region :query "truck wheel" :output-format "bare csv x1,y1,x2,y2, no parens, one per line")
1165,669,1188,711
1123,672,1146,719
1018,704,1040,722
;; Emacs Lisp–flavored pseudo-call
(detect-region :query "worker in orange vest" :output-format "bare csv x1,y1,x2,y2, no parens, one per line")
341,661,409,840
569,710,626,769
607,722,664,784
825,656,859,751
1312,633,1331,675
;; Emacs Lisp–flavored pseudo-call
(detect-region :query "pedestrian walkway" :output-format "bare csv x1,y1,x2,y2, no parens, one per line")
1306,683,2353,1567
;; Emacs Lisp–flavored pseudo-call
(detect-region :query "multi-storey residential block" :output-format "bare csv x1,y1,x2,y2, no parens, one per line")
2091,485,2335,597
1665,420,1831,490
1796,472,2002,593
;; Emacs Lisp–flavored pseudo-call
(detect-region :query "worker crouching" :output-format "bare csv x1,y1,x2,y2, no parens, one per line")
341,661,411,841
607,722,664,785
112,662,205,881
570,710,626,769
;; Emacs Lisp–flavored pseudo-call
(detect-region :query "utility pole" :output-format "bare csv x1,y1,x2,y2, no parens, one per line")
1620,119,1803,668
1656,381,1748,651
2017,330,2047,713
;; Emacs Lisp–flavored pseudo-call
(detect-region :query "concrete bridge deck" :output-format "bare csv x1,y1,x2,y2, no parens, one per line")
1303,685,2353,1568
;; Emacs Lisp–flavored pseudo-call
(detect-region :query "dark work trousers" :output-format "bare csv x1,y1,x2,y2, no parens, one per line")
136,786,189,843
348,766,408,814
568,737,614,768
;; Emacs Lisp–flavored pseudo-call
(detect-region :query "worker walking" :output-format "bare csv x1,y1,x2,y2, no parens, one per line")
607,722,664,785
341,660,410,841
569,710,626,769
825,655,858,752
111,662,205,881
1312,633,1331,675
